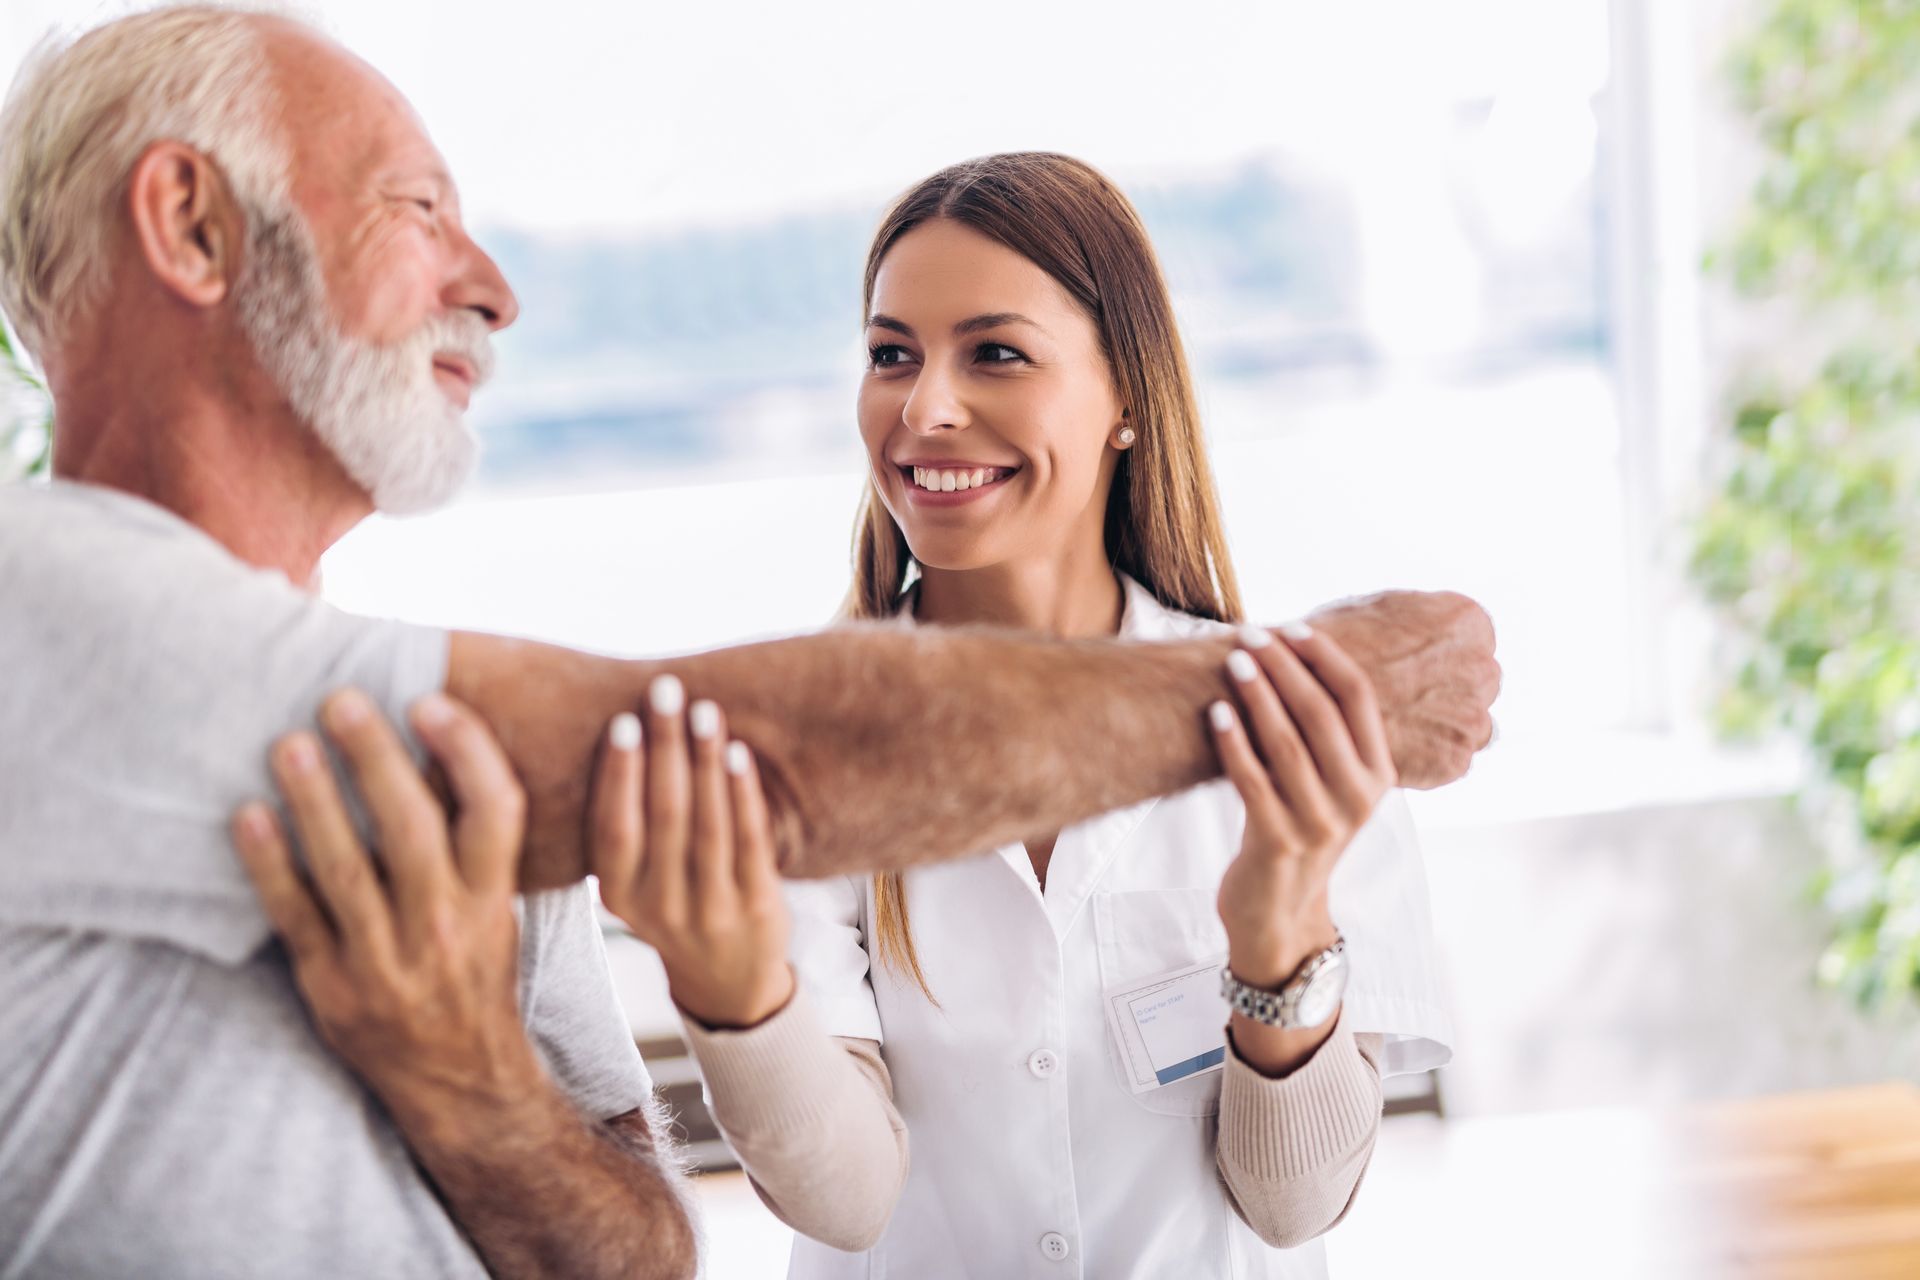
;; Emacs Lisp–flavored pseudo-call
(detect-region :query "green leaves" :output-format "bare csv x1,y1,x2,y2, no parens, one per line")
1697,0,1920,1009
0,320,51,482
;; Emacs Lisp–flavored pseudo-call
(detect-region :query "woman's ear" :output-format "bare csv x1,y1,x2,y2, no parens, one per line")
126,141,239,311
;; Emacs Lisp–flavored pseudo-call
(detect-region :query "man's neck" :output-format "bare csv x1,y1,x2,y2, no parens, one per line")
53,375,369,589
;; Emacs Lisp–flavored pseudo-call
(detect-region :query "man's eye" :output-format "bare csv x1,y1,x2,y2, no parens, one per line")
976,342,1026,364
868,344,911,368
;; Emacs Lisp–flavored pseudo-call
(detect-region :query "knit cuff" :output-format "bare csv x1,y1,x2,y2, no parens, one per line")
680,985,854,1136
1218,1014,1384,1181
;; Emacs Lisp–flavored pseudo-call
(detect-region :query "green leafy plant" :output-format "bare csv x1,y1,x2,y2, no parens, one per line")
1693,0,1920,1008
1,320,51,482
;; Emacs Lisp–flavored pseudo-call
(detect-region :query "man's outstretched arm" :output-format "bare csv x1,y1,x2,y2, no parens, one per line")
448,590,1498,888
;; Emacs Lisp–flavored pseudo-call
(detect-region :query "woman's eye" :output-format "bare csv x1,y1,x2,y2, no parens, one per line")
868,343,911,369
976,342,1026,364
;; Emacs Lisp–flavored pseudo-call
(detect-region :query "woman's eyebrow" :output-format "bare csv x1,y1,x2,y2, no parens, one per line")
866,312,1045,337
956,312,1041,335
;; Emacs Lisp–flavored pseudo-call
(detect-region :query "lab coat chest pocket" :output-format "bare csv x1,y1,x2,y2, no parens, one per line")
1093,888,1230,1117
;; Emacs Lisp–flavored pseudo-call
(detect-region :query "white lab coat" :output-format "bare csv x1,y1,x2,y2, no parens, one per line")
783,576,1453,1280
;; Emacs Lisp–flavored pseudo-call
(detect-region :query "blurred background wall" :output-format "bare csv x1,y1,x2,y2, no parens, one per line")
6,0,1919,1273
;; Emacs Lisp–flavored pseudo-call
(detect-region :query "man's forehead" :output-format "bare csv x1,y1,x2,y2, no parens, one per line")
255,18,450,193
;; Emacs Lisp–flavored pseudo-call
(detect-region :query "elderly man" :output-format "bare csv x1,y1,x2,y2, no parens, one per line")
0,5,1498,1278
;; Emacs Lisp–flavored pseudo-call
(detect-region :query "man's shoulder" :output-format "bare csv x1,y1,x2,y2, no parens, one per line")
0,479,251,596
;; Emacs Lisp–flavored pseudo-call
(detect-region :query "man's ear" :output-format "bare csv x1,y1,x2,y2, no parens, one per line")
126,141,240,311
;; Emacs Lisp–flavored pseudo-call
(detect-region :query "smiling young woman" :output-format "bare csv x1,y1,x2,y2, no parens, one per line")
846,156,1239,628
594,153,1454,1280
845,156,1246,997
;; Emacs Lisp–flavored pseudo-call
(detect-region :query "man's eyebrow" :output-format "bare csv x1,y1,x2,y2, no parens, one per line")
379,165,455,197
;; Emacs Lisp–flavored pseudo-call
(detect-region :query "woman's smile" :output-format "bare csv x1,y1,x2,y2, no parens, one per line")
896,461,1022,508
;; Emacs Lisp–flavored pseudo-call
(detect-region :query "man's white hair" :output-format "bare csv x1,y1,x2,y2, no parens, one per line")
0,3,294,357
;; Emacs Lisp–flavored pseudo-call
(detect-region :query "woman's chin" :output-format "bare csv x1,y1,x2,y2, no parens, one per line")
903,538,1002,576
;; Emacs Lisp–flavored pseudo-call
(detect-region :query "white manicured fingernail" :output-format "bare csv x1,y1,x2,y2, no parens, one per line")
690,700,721,740
725,741,752,776
1237,624,1272,650
1280,619,1313,642
1226,649,1260,683
609,713,641,751
1209,700,1236,731
649,674,685,716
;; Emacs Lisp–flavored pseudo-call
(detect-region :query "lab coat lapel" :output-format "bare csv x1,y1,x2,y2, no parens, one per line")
1040,798,1158,942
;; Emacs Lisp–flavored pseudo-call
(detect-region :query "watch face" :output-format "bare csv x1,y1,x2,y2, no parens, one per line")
1293,954,1349,1028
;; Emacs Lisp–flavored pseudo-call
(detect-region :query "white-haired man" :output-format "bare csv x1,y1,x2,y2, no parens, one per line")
0,5,1499,1278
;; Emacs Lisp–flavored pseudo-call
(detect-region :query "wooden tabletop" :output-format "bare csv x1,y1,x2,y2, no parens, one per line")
1326,1082,1920,1279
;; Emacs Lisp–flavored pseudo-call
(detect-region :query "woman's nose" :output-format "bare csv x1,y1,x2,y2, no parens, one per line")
901,367,969,435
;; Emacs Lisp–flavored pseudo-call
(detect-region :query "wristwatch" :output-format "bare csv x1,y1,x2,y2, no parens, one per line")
1220,938,1348,1030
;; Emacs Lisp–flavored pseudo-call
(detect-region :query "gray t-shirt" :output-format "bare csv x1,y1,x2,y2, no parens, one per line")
0,481,653,1278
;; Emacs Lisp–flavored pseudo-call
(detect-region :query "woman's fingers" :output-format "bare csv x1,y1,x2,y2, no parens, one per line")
642,675,693,926
269,730,395,959
232,801,335,966
1239,627,1378,822
407,693,527,898
1223,645,1338,835
1279,624,1396,781
1207,700,1294,843
726,740,781,900
592,712,646,904
687,700,737,905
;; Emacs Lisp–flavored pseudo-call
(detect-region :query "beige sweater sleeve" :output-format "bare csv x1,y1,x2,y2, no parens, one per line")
679,987,908,1252
689,989,1385,1255
1215,1014,1386,1249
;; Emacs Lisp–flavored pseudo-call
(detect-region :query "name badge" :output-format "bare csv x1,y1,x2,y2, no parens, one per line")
1102,956,1230,1094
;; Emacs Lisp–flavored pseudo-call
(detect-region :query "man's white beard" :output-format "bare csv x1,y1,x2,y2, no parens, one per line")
235,208,494,516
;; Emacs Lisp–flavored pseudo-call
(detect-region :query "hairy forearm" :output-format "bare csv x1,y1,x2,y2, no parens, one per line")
451,624,1241,887
389,1085,695,1280
450,590,1499,890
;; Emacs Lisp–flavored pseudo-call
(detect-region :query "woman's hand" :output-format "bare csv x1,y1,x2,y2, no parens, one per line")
590,676,795,1030
1211,623,1396,995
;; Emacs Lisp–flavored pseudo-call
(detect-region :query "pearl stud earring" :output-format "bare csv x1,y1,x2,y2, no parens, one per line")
1117,428,1137,446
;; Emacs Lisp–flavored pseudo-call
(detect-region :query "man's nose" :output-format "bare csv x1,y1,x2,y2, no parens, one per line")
444,226,519,332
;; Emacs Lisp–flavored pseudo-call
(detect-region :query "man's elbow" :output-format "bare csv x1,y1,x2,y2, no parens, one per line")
640,1205,700,1280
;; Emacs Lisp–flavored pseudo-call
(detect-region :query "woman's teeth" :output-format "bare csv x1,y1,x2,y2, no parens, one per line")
911,466,1008,492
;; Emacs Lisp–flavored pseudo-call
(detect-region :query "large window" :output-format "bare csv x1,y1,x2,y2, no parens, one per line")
6,0,1629,734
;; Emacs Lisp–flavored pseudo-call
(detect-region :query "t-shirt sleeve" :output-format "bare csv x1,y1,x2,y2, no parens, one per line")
516,883,654,1121
0,484,448,966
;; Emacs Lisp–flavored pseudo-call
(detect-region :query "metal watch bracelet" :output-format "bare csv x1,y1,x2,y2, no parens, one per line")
1219,936,1348,1030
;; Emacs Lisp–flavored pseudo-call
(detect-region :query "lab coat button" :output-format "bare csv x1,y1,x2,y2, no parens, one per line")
1039,1232,1071,1261
1027,1049,1059,1078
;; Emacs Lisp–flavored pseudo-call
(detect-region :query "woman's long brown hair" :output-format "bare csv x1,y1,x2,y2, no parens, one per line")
844,153,1244,998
